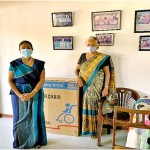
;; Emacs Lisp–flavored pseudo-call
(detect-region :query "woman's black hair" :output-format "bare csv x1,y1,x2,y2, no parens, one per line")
19,40,33,50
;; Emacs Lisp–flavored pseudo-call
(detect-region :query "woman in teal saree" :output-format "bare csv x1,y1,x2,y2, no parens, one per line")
8,40,47,149
75,36,116,138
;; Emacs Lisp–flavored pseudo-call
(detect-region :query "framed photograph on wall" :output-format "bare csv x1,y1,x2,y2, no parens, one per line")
139,36,150,51
53,36,73,50
92,10,121,31
52,12,72,27
134,10,150,33
96,33,114,46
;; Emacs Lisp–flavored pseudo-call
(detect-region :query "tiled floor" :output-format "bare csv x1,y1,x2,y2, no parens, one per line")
0,117,128,149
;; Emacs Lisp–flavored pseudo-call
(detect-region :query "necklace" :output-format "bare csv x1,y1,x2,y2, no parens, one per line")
22,57,33,65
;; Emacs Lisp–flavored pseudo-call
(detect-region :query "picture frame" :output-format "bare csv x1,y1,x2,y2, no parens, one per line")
52,12,72,27
92,10,121,31
96,33,114,46
139,36,150,51
53,36,73,50
134,10,150,33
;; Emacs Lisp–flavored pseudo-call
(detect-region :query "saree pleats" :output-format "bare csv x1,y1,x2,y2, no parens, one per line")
82,70,104,136
11,87,47,148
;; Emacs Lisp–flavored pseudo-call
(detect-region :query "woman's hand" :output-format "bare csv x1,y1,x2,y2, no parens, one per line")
75,64,84,87
77,77,83,87
20,92,35,101
102,87,108,97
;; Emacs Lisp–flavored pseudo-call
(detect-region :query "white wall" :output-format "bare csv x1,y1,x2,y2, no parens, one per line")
1,1,150,115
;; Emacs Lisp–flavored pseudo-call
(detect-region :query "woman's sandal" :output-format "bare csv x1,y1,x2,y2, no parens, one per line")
90,135,97,139
35,145,41,149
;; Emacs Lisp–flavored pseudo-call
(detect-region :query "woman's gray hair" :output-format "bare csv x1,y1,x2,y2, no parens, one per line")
87,36,100,45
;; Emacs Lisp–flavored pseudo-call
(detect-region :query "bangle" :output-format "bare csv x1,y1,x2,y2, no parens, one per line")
34,89,38,92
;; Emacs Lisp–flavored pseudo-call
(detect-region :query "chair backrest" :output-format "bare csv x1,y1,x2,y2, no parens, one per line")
116,88,140,108
112,106,150,149
97,88,140,147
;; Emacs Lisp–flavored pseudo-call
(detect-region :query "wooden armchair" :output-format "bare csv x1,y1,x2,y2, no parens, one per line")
112,106,150,149
97,87,140,146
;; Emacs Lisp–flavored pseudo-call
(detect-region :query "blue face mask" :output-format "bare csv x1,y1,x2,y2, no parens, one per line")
87,46,97,53
21,49,33,58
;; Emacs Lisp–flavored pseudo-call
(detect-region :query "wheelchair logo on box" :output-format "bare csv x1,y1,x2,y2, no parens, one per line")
56,103,77,124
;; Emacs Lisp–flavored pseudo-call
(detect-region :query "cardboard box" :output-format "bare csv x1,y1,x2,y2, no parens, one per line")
43,78,80,136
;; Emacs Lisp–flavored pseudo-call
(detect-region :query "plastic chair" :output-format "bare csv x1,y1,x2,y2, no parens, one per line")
97,87,140,146
112,106,150,149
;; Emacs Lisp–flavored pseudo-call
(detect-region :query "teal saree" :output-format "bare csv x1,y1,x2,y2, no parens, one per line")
9,58,47,149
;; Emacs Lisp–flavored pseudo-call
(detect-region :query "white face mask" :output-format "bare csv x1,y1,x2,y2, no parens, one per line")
87,46,97,53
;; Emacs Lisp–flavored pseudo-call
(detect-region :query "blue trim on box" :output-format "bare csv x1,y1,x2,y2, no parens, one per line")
43,81,77,90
